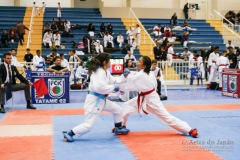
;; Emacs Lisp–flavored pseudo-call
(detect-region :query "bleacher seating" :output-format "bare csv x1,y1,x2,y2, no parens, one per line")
0,6,26,58
42,8,141,60
140,18,226,53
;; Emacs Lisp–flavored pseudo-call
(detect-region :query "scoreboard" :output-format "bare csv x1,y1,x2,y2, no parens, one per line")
108,58,124,75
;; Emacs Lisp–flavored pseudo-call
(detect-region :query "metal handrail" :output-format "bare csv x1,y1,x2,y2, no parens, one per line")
128,8,156,54
214,10,234,27
213,10,240,45
223,24,240,39
27,7,34,48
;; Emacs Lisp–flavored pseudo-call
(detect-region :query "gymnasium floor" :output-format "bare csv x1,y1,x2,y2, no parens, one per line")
0,88,239,160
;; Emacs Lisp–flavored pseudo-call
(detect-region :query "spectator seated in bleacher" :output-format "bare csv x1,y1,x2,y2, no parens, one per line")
180,47,191,61
170,13,178,26
104,32,114,48
50,21,58,34
97,22,105,38
64,19,71,33
53,31,61,48
161,37,169,48
87,22,95,38
225,11,236,24
116,33,124,48
9,26,17,43
43,30,53,48
152,24,162,38
95,40,103,54
57,18,65,33
1,30,9,48
52,18,57,24
182,20,190,27
237,11,240,23
163,25,173,37
107,22,113,35
43,23,51,34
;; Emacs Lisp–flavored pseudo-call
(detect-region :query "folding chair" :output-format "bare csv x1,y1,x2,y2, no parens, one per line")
36,61,46,71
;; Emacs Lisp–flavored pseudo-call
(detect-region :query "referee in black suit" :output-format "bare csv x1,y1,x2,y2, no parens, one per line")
0,53,36,113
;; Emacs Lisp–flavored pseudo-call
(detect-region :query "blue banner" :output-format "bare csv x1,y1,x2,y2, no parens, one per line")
31,71,70,104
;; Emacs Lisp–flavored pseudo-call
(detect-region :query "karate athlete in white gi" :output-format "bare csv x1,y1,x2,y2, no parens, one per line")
121,56,198,138
57,2,61,17
63,53,130,142
216,50,230,89
207,46,219,89
126,26,134,45
135,24,141,47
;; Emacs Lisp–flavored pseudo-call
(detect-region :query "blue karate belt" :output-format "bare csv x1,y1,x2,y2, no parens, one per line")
89,91,108,107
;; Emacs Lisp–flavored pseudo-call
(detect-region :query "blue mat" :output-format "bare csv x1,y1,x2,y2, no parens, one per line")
53,115,136,160
172,111,240,160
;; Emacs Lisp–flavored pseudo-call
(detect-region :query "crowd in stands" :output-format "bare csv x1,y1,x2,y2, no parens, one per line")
0,21,29,48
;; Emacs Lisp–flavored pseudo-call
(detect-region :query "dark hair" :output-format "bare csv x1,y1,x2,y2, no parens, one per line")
89,52,110,73
151,60,157,64
214,46,219,50
11,48,16,51
3,52,11,58
70,50,76,54
142,56,151,74
54,56,61,62
60,53,64,57
26,48,30,51
36,50,40,53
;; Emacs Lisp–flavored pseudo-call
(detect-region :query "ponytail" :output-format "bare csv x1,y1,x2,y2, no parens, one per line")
88,52,110,73
88,57,100,74
142,56,151,74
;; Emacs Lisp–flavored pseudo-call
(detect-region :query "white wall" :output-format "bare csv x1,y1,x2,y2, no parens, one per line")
74,0,99,8
19,0,71,7
212,0,240,15
131,0,173,8
0,0,14,6
102,0,126,7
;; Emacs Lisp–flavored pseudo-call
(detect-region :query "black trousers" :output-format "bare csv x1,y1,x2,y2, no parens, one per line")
18,34,24,45
184,12,188,19
156,79,161,95
0,83,31,105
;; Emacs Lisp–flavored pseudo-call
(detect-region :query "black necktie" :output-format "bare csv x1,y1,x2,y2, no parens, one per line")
8,65,12,84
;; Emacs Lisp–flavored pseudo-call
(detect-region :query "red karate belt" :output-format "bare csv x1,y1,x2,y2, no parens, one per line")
137,88,155,114
219,64,226,66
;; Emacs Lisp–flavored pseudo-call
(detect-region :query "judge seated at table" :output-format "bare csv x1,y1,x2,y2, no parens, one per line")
47,57,69,74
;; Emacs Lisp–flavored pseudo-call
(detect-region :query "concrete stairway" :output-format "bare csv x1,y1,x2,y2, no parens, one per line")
121,18,155,60
17,7,44,61
206,20,239,45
